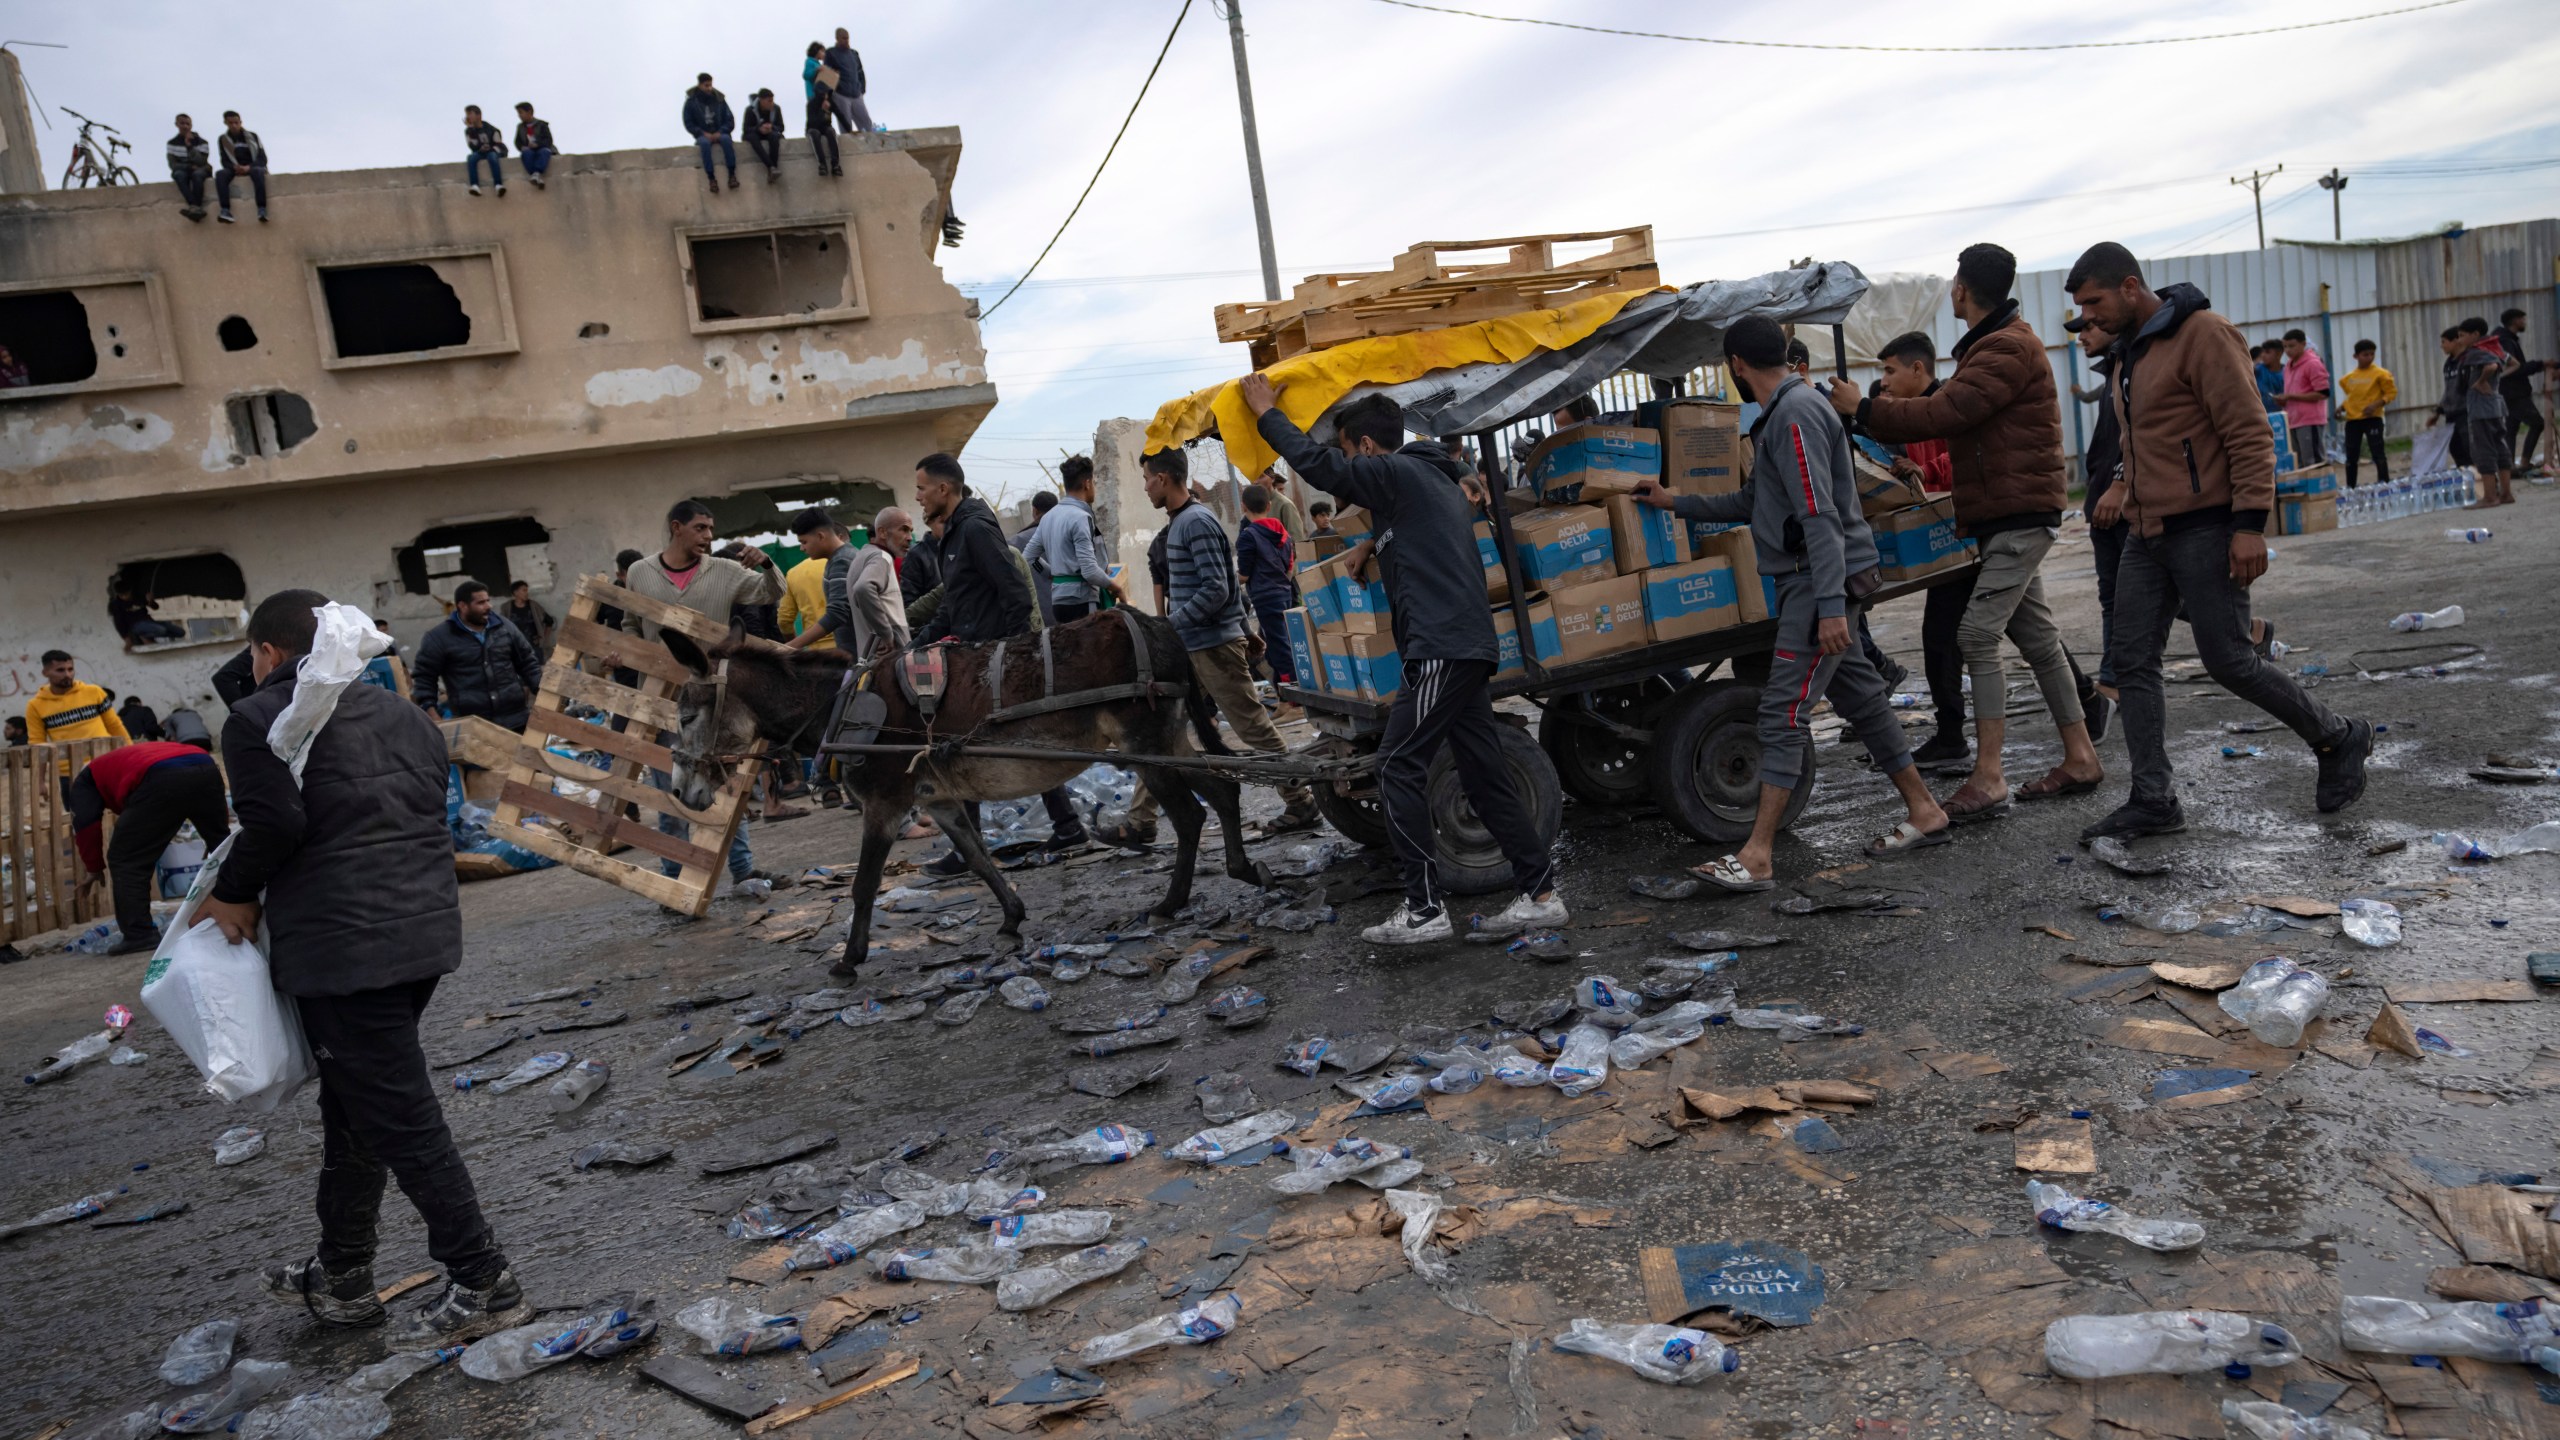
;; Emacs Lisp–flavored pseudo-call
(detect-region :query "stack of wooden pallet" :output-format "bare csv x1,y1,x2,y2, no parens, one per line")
2,737,124,944
1213,226,1657,366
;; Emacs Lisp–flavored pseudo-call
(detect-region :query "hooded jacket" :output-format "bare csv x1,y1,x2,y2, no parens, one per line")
923,494,1033,644
1670,375,1876,620
682,87,735,138
411,610,544,722
1853,299,2067,537
1256,410,1496,664
2104,283,2274,538
1236,516,1296,610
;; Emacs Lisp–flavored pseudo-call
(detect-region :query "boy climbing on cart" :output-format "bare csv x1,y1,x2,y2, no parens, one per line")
1631,314,1951,887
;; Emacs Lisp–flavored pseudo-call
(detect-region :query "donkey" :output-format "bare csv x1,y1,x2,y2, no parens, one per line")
662,611,1268,978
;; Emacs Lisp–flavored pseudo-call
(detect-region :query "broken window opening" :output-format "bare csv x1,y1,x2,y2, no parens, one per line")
0,290,100,387
225,391,317,458
111,554,248,651
690,228,850,323
217,316,258,351
319,263,472,358
577,322,611,339
394,516,551,598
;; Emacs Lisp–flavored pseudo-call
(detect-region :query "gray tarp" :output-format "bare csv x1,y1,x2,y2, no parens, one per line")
1306,261,1870,443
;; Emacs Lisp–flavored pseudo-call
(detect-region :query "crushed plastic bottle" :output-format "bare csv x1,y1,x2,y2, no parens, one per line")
1608,1022,1704,1070
673,1295,802,1355
934,990,989,1026
340,1348,466,1399
1552,1319,1738,1384
1646,952,1739,978
0,1186,124,1241
1427,1063,1485,1095
998,976,1051,1012
1341,1072,1424,1111
2444,528,2493,542
1635,997,1730,1033
237,1393,392,1440
2495,820,2560,857
996,1238,1149,1311
2339,897,2401,948
159,1319,239,1386
1270,1136,1413,1195
962,1181,1047,1223
160,1358,293,1433
2429,831,2498,864
1196,1072,1259,1124
1572,976,1646,1028
873,1243,1022,1284
1488,1046,1550,1087
2027,1181,2204,1251
546,1058,610,1113
2043,1312,2299,1379
2339,1294,2559,1361
2220,1399,2381,1440
2097,899,2202,935
1156,951,1226,1003
214,1125,267,1167
2216,958,2329,1046
989,1209,1112,1250
785,1200,928,1271
1205,985,1268,1028
1383,1187,1453,1281
735,877,774,899
25,1028,117,1084
1279,1036,1331,1075
109,1045,149,1066
1074,1292,1243,1365
2389,605,2464,632
67,921,122,955
1013,1124,1152,1167
480,1050,571,1094
1551,1023,1611,1096
461,1294,651,1381
839,999,927,1027
1728,1006,1863,1039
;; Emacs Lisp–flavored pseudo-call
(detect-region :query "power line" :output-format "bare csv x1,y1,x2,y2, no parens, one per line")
1365,0,2473,53
979,0,1194,321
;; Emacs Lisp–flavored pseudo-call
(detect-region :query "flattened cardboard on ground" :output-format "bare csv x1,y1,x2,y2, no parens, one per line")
2152,985,2245,1038
1799,1240,2068,1356
2523,1044,2560,1090
2149,960,2248,991
2421,1184,2560,1277
2312,1034,2378,1069
2385,978,2542,1004
2237,894,2340,917
2012,1116,2097,1173
1638,1240,1826,1327
642,1354,782,1422
2428,1264,2559,1303
2367,1003,2426,1058
2099,1016,2230,1061
1922,1050,2013,1079
2082,1372,2228,1439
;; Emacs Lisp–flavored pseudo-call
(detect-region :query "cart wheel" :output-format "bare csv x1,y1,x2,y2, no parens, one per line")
1647,679,1814,844
1312,781,1391,852
1425,722,1562,896
1539,680,1671,806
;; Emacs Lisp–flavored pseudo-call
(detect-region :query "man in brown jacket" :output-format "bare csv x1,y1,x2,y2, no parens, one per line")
1836,243,2102,821
2065,242,2370,837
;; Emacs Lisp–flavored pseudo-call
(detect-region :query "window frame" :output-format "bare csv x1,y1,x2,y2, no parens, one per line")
304,243,521,371
676,216,869,336
0,271,183,402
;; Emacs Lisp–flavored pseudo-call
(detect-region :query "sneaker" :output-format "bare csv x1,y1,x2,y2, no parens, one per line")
263,1256,386,1328
923,850,971,878
106,930,161,957
766,167,780,183
256,208,268,222
2081,687,2112,745
1262,807,1322,837
707,179,721,195
468,184,482,196
726,173,740,190
2313,718,2372,814
1361,901,1452,946
494,183,506,197
385,1268,530,1348
2080,798,2187,844
1912,731,1970,767
217,210,235,223
1489,890,1569,931
530,174,545,189
1877,657,1909,692
830,165,845,177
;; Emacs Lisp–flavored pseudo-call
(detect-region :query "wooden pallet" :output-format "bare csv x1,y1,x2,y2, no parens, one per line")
485,574,762,917
3,738,125,944
1214,226,1658,364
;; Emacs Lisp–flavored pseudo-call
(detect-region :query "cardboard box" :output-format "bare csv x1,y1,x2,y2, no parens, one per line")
1851,455,1926,519
1605,494,1692,574
1316,630,1358,694
1871,496,1969,576
1473,520,1511,602
1283,607,1322,692
1526,424,1661,501
2275,462,2338,497
1491,601,1563,680
1332,506,1374,545
1346,631,1401,702
1549,574,1648,665
1684,523,1770,625
1658,400,1743,494
1641,557,1742,642
2277,492,2337,535
1510,504,1617,593
1337,566,1392,635
1307,531,1349,561
1295,557,1344,630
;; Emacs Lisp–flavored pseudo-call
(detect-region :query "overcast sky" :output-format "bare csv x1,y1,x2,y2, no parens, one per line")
16,0,2558,508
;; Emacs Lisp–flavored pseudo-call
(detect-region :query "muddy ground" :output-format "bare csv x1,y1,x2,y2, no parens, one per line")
4,492,2556,1440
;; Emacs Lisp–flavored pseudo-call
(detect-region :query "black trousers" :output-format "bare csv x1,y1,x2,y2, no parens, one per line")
297,977,507,1287
2511,404,2545,471
1377,658,1550,908
2343,418,2388,487
1052,600,1094,625
809,129,840,172
108,762,230,939
744,129,783,170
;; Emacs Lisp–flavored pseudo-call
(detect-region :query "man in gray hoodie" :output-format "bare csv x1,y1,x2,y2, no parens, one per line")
1632,314,1949,887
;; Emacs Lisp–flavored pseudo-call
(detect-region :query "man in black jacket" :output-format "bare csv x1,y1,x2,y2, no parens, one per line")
410,580,544,731
824,28,875,134
683,73,737,193
1242,377,1563,945
911,453,1029,644
205,591,527,1345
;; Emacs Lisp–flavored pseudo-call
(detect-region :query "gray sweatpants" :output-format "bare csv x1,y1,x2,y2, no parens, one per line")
1759,572,1913,789
1959,526,2084,731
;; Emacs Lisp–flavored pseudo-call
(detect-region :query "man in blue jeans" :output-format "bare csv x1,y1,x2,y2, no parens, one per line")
511,103,555,190
683,74,737,193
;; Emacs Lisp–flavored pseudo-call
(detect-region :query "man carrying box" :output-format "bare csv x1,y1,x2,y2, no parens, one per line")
1830,244,2104,818
1635,315,1950,887
1242,375,1565,944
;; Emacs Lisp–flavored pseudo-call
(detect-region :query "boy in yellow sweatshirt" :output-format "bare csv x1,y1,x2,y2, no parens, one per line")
2338,339,2396,488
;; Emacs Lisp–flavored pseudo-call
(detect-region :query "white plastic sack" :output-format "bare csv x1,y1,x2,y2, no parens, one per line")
139,603,390,1109
2408,426,2453,478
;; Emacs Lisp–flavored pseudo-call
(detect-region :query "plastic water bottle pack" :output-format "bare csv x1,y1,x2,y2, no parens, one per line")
2216,959,2329,1047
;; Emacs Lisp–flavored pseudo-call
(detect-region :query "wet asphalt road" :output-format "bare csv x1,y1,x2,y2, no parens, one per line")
3,492,2555,1440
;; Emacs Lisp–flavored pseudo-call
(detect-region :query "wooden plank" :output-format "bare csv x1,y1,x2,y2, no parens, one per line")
743,1355,918,1435
498,780,719,873
441,715,522,772
555,615,692,685
486,818,710,913
511,745,728,827
521,706,675,771
575,573,733,644
539,663,684,730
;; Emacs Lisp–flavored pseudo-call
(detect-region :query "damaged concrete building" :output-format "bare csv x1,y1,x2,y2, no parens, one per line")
0,104,992,720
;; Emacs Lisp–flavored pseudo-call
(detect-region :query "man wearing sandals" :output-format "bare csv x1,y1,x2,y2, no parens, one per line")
1831,244,2104,820
1633,315,1949,888
2066,244,2371,836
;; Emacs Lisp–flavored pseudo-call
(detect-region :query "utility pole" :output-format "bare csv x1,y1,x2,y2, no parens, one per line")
2317,168,2349,241
1220,0,1282,302
2231,164,2283,250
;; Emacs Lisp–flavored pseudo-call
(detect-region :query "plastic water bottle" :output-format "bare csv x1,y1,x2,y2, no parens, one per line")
1169,1109,1297,1163
2215,958,2329,1046
25,1029,116,1084
159,1320,239,1386
159,1358,293,1433
1268,1136,1412,1195
1427,1062,1485,1095
479,1050,571,1093
996,1238,1149,1311
2445,528,2492,543
2339,1295,2560,1361
2026,1182,2205,1251
1488,1046,1549,1087
67,922,121,955
988,1209,1112,1250
1017,1124,1153,1167
1551,1023,1612,1096
1609,1024,1704,1070
873,1243,1021,1284
2389,605,2464,632
1648,953,1739,979
1074,1293,1242,1366
998,976,1050,1011
1195,1072,1258,1124
1637,997,1730,1033
784,1200,927,1272
460,1295,649,1381
237,1393,395,1440
2222,1399,2383,1440
1729,1007,1863,1038
2044,1312,2299,1379
2430,831,2497,864
2338,897,2401,948
546,1059,609,1113
673,1296,801,1355
2097,898,2202,934
1572,976,1646,1028
1552,1319,1738,1384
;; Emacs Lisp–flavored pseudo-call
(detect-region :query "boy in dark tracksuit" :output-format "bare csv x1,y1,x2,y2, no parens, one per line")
1243,376,1563,944
1632,315,1950,887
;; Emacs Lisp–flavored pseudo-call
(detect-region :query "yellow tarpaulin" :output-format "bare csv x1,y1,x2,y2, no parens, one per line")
1146,287,1660,478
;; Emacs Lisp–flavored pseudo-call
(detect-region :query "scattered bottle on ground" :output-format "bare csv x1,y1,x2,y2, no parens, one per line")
1609,1022,1704,1070
159,1358,293,1433
2339,1294,2560,1361
1014,1124,1152,1167
67,921,123,955
2216,959,2328,1046
478,1050,571,1094
1551,1023,1611,1096
1195,1072,1258,1123
1488,1046,1549,1087
237,1392,393,1440
999,976,1050,1012
2097,899,2203,935
996,1238,1149,1311
214,1125,267,1167
2043,1312,2299,1379
158,1319,239,1387
2338,897,2401,948
2388,605,2464,632
0,1186,125,1241
989,1209,1113,1250
1341,1072,1423,1111
873,1243,1021,1284
461,1294,651,1381
1205,986,1267,1028
2221,1399,2382,1440
2027,1181,2204,1251
546,1059,610,1113
1269,1136,1412,1195
339,1346,466,1399
1074,1293,1243,1365
108,1045,148,1066
785,1200,928,1272
1572,976,1645,1027
1552,1319,1738,1384
2443,528,2492,543
673,1296,802,1355
1427,1062,1484,1095
26,1028,118,1085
